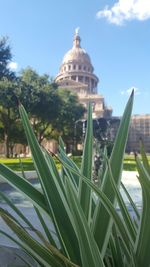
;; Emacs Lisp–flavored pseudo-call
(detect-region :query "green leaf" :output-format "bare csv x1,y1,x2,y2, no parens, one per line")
19,103,81,264
135,156,150,267
0,210,62,267
81,176,132,259
66,178,105,267
34,206,57,247
0,190,43,236
92,91,134,257
78,103,93,221
0,164,48,213
51,156,132,261
58,146,80,189
140,139,150,176
107,159,136,243
110,226,125,267
121,182,140,221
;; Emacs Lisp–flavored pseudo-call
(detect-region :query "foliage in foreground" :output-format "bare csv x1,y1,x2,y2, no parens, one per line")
0,91,150,266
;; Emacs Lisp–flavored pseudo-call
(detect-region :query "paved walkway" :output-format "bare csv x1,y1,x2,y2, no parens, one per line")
0,170,37,184
0,246,37,267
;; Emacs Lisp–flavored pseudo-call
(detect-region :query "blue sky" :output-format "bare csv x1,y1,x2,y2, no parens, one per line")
0,0,150,116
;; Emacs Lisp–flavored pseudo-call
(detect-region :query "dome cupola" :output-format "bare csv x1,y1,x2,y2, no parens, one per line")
55,29,99,94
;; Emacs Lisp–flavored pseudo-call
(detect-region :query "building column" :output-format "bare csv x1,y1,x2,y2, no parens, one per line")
89,78,92,93
83,76,86,84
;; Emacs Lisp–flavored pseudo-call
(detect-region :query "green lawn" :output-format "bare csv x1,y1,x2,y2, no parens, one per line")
0,154,150,172
0,157,35,171
0,156,81,172
124,154,150,171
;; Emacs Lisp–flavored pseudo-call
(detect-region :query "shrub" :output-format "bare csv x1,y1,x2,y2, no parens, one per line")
0,91,150,266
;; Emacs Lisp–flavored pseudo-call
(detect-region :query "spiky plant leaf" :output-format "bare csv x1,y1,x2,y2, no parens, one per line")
66,178,105,267
135,156,150,267
18,103,81,263
78,103,93,221
92,91,134,257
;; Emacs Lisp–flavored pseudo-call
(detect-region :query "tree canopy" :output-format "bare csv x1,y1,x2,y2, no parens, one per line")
0,37,15,80
19,68,85,145
0,37,85,157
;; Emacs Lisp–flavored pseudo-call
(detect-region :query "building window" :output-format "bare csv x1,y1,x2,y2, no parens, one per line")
72,76,76,80
79,65,81,70
85,77,89,83
78,76,83,82
73,65,76,70
68,65,71,71
83,66,86,71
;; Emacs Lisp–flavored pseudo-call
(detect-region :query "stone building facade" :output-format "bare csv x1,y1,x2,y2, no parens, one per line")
126,115,150,153
108,115,150,153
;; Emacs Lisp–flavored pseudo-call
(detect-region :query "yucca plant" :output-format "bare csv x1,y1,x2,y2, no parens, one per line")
0,91,150,266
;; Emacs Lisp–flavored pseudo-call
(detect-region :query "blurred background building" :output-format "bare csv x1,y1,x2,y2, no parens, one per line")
55,29,112,119
55,30,150,153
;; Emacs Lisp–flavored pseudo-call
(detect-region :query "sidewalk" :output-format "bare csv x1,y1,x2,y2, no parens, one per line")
0,246,37,267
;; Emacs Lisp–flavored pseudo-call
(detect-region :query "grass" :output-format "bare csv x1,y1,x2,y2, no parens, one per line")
0,158,34,171
124,154,150,171
0,156,81,172
1,154,150,172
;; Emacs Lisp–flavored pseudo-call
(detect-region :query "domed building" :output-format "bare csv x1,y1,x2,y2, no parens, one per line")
55,29,112,118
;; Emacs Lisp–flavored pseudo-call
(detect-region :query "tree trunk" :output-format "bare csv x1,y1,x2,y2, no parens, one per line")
10,144,14,158
23,144,27,157
65,141,71,154
38,133,43,144
4,133,10,158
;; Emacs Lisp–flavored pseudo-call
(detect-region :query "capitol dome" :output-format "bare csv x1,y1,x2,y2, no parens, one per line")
55,30,112,119
62,40,91,65
55,30,99,94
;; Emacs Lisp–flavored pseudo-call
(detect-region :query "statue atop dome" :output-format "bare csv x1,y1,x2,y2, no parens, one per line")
75,27,80,35
73,28,81,48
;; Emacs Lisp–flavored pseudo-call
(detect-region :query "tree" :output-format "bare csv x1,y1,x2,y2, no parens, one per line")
0,78,20,157
55,88,85,153
0,37,19,157
19,68,63,143
19,68,85,149
0,64,85,156
0,36,15,80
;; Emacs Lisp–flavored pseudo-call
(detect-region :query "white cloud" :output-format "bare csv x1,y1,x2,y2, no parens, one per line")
96,0,150,25
8,61,18,70
121,87,141,95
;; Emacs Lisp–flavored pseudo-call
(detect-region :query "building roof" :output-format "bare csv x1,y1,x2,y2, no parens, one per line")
62,30,92,65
